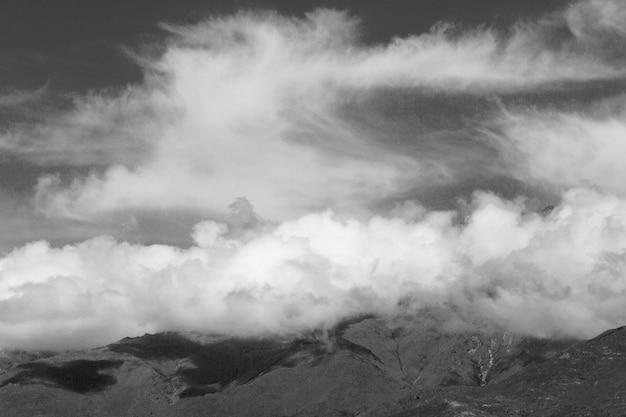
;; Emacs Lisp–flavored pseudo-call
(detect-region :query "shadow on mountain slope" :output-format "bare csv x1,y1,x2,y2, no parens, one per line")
4,318,624,417
109,333,331,398
0,359,123,393
108,321,383,400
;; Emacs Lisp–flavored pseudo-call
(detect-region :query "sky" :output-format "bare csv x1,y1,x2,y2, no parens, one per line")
1,0,626,349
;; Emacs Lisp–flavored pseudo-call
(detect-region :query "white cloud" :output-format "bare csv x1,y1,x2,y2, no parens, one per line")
566,0,626,38
2,188,626,349
488,102,626,196
9,2,623,221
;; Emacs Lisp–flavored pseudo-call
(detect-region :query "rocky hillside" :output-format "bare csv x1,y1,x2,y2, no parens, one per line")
0,316,624,416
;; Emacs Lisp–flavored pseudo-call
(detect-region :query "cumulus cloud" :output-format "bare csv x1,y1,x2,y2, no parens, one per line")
2,188,626,349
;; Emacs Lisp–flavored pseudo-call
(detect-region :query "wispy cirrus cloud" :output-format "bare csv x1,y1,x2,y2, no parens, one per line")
487,100,626,197
1,1,621,222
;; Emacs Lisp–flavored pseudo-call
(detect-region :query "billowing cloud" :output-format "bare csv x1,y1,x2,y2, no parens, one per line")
2,188,626,349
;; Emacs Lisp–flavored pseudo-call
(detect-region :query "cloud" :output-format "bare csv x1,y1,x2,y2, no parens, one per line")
566,0,626,40
1,0,626,349
486,98,626,196
0,84,48,108
0,1,619,222
2,188,626,349
0,88,161,168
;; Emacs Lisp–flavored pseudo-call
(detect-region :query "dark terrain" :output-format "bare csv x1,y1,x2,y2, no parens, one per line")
0,315,624,416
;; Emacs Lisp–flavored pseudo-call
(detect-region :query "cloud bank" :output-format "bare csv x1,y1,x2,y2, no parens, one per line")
2,189,626,349
1,0,626,349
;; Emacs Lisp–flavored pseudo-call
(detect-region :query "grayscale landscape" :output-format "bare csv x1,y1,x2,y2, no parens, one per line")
2,315,625,416
0,0,625,415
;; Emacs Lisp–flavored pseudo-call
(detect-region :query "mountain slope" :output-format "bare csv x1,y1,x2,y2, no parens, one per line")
1,317,624,416
367,325,626,417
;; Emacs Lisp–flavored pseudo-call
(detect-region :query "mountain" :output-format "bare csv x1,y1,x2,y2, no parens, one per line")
366,325,626,417
0,316,624,416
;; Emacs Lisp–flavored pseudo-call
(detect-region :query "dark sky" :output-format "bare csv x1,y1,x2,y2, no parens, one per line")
0,0,568,92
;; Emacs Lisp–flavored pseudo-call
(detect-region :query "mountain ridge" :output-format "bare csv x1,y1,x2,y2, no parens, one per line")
1,317,624,416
